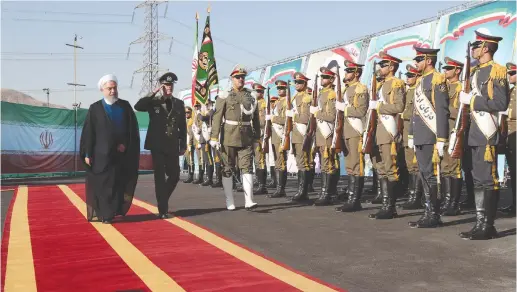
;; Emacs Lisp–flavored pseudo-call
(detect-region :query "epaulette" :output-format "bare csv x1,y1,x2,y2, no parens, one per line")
490,63,507,80
302,92,312,103
259,99,267,109
327,90,337,100
355,83,367,95
431,72,446,86
187,117,194,127
391,77,405,89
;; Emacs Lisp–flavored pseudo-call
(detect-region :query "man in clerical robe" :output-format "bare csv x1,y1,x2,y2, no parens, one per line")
80,74,140,224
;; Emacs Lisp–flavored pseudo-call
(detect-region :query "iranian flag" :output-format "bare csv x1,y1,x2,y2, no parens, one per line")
191,12,199,107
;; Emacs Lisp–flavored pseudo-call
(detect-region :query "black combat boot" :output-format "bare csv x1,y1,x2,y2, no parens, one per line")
459,187,485,238
254,169,268,195
409,182,442,228
443,178,463,216
468,189,499,240
336,176,364,212
369,178,398,219
307,168,315,192
183,165,194,183
337,176,352,202
267,166,277,189
402,174,423,210
192,166,204,185
401,173,416,208
211,164,223,188
290,170,310,202
201,165,214,186
440,176,452,213
367,173,382,204
314,173,332,206
268,170,286,198
460,172,475,209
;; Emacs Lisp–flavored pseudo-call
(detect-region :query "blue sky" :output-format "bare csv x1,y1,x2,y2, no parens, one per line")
1,1,468,108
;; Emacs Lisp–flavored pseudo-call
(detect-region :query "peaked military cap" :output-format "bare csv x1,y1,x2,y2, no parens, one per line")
319,66,337,77
230,64,247,77
269,96,279,102
442,57,464,70
507,62,516,73
159,72,178,84
413,46,440,61
473,28,503,46
293,72,310,82
405,64,420,76
307,87,313,94
379,51,402,64
185,106,192,112
275,80,288,88
252,83,266,90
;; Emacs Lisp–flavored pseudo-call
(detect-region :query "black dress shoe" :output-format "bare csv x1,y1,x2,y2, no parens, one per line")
102,219,112,224
158,213,171,219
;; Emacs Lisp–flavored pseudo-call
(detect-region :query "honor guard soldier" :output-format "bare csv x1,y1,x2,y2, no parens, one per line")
183,106,195,183
252,83,268,194
305,87,316,192
367,68,385,203
267,80,290,198
209,65,260,210
367,52,406,219
335,61,369,212
457,29,509,240
407,46,450,228
192,102,205,184
288,72,312,202
266,95,279,189
210,97,223,188
440,57,466,215
200,99,215,187
400,64,423,210
500,62,516,215
309,66,340,206
134,72,187,218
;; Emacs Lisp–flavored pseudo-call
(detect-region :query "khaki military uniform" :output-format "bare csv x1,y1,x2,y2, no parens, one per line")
291,91,312,171
315,86,340,174
505,85,516,211
372,76,405,182
185,116,195,167
253,98,267,169
402,85,418,174
342,82,368,176
192,113,204,172
441,81,462,178
271,95,288,171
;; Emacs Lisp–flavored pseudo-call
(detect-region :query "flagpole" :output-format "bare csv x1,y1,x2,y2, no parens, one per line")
192,12,199,107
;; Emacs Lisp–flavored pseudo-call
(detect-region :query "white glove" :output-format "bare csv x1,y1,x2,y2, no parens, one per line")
436,141,445,157
369,100,379,110
459,91,474,105
265,114,272,121
285,109,294,117
196,143,201,149
219,90,229,99
310,106,319,114
500,108,509,115
335,101,346,112
209,140,220,149
407,138,414,149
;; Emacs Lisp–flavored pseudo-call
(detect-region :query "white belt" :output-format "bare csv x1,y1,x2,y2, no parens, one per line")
226,120,251,126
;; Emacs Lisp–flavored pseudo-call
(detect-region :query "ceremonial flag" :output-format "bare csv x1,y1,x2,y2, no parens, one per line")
194,7,219,105
191,12,199,107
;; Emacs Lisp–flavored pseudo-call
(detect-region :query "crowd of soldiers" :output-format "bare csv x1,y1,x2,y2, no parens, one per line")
181,28,515,241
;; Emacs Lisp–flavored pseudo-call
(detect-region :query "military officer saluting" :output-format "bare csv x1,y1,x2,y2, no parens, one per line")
440,57,465,216
335,61,369,212
367,52,406,219
500,62,516,215
407,46,450,228
288,72,312,202
310,65,340,206
457,29,509,240
183,106,195,183
400,64,423,210
252,83,268,195
209,65,260,210
267,80,290,198
134,72,187,218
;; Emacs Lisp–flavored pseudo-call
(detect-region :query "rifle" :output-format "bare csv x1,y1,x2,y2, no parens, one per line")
362,61,378,154
448,42,471,158
262,87,272,154
302,74,319,152
331,66,344,153
281,80,293,151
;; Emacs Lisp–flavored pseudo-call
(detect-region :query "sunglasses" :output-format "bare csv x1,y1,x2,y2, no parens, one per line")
294,80,306,84
277,86,287,90
405,73,416,78
414,56,425,63
379,62,391,68
345,68,358,73
509,71,516,76
233,75,245,80
321,75,331,79
256,90,264,93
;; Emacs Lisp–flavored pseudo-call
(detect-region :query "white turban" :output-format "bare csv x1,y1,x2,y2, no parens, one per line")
98,74,118,90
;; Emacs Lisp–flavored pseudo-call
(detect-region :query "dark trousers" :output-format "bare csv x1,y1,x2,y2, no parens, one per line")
151,150,180,214
468,146,499,189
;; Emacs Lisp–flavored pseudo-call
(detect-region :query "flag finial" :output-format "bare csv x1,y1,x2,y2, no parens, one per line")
195,12,199,20
207,4,211,13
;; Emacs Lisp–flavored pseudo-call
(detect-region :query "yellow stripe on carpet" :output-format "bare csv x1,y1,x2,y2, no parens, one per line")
133,198,339,292
58,185,185,292
4,186,37,292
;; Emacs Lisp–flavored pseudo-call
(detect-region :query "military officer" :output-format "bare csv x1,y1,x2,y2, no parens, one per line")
310,65,340,206
252,83,268,194
500,62,516,215
400,64,423,210
406,46,450,228
209,65,260,210
267,80,290,198
457,29,509,240
134,72,187,218
287,72,312,202
183,106,195,183
335,61,369,212
191,102,205,184
266,95,279,189
210,97,223,188
439,57,466,216
305,87,316,193
367,52,406,219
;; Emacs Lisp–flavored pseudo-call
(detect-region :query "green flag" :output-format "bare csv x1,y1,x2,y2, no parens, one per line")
194,13,219,105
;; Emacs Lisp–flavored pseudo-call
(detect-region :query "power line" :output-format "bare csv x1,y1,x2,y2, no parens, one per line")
2,8,133,17
13,18,135,25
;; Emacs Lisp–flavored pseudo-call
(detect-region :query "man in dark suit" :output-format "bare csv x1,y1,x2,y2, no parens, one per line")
134,72,187,218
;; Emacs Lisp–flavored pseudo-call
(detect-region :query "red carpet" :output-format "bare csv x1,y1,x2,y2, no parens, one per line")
2,184,345,292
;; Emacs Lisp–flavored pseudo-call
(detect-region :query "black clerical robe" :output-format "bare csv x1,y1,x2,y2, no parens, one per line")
79,98,140,221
